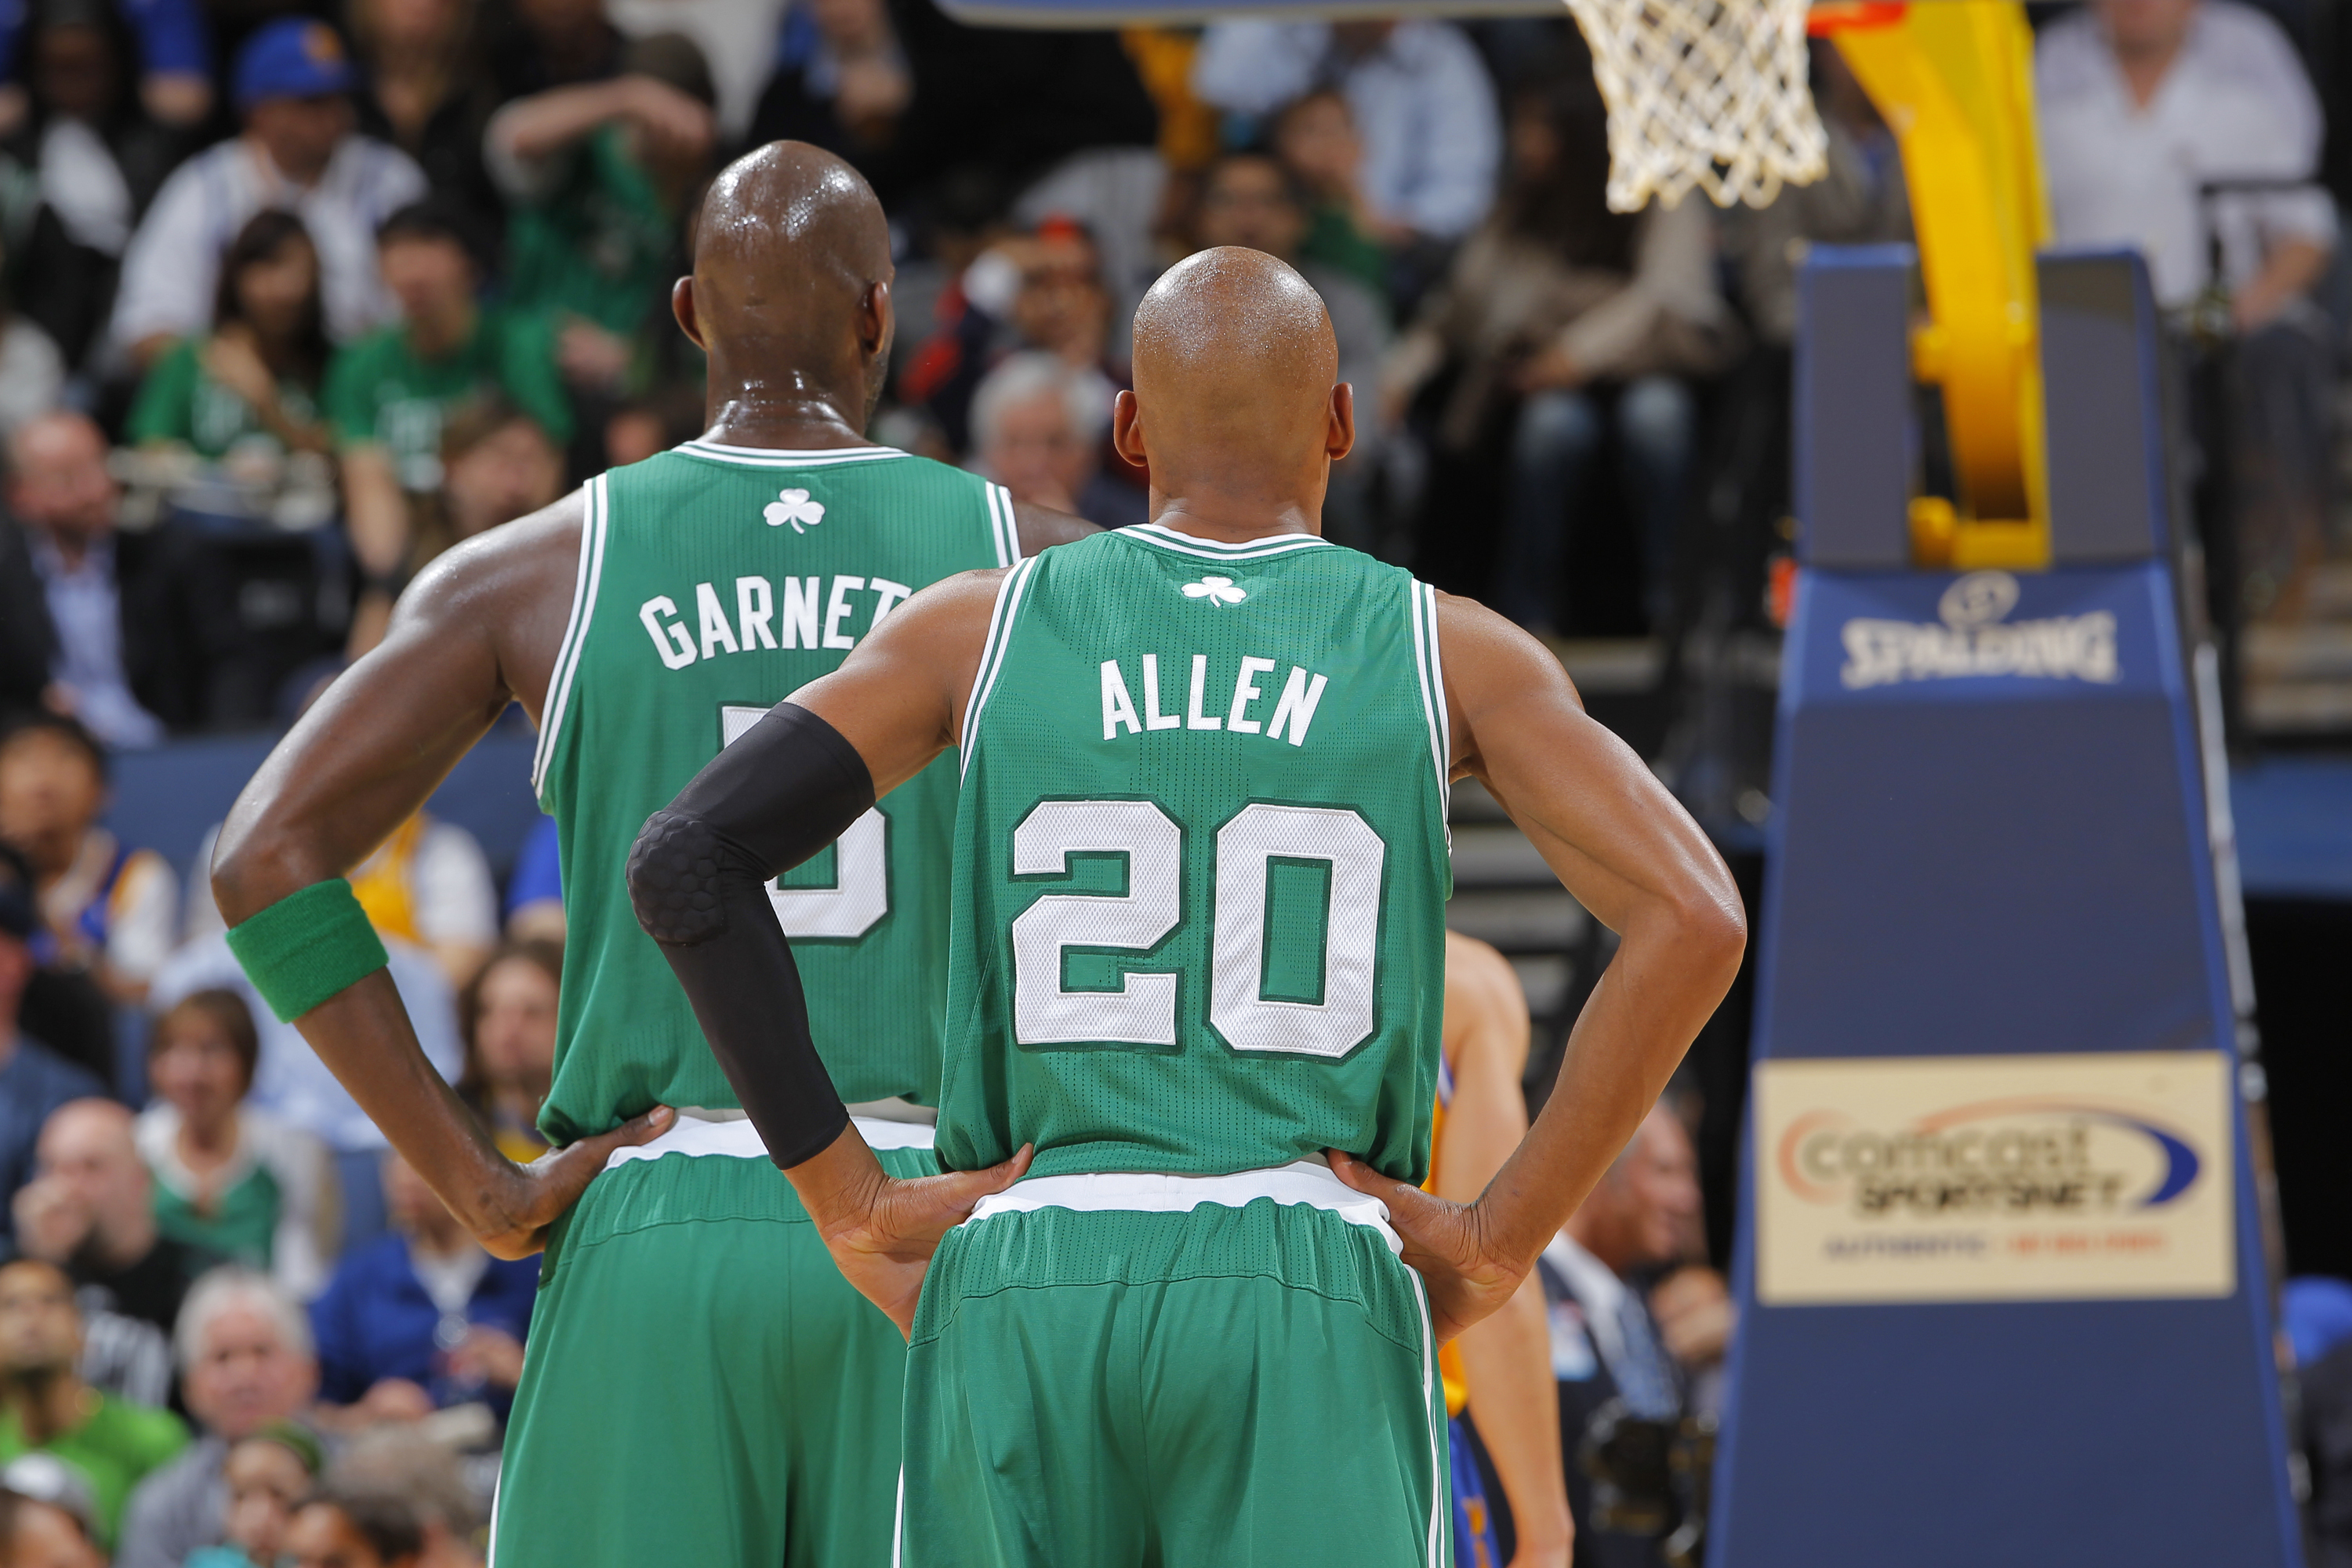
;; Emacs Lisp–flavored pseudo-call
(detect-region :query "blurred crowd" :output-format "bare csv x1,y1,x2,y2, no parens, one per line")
0,697,556,1564
0,0,2325,746
0,0,2343,1562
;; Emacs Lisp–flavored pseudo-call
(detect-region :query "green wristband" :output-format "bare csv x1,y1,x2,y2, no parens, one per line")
224,879,390,1023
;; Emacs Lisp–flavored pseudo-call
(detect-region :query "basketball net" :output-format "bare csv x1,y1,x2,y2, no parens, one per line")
1563,0,1830,211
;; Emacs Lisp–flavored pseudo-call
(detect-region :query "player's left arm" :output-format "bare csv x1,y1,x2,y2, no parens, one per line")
1436,934,1573,1568
1330,593,1746,1342
626,570,1032,1336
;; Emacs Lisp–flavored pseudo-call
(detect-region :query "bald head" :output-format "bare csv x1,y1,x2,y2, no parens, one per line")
1122,249,1346,519
681,143,894,413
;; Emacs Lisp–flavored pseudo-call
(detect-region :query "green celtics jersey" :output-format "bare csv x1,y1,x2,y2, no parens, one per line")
532,441,1021,1142
937,522,1453,1184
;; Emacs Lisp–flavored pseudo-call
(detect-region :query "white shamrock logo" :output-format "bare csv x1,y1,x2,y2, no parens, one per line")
1181,575,1247,606
764,488,825,533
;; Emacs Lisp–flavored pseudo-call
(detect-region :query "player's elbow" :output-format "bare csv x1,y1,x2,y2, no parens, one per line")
626,808,744,947
1672,884,1748,995
209,814,314,927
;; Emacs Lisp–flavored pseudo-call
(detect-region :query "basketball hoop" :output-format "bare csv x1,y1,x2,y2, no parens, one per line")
1563,0,1831,212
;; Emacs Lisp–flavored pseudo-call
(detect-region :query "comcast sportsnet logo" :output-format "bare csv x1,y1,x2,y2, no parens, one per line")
1777,1098,2206,1218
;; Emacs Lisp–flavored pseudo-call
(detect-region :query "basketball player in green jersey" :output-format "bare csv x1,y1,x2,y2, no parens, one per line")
630,246,1745,1565
208,143,1088,1568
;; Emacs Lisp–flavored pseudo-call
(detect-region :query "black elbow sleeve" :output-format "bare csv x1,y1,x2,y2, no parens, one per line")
624,702,877,1168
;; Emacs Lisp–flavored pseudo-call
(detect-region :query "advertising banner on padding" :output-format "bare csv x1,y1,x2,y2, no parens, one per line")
1755,1051,2234,1305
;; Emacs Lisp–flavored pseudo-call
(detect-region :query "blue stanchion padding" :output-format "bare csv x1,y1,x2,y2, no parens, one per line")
1706,561,2302,1567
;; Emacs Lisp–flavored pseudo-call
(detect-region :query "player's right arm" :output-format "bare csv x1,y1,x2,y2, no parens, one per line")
212,493,673,1259
1331,595,1748,1342
625,570,1033,1335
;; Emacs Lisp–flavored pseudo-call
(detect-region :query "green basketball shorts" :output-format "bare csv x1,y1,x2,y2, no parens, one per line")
490,1113,938,1568
899,1161,1451,1568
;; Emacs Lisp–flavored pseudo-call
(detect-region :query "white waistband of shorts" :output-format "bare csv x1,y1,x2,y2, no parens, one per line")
604,1109,935,1171
965,1160,1399,1254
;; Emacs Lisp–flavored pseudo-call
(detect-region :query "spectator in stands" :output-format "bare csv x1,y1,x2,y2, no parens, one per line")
184,1421,324,1568
484,0,622,107
1192,148,1391,550
410,400,565,574
127,210,332,465
1269,89,1395,306
328,1427,481,1567
286,1488,426,1568
2038,0,2336,619
484,33,716,403
116,1269,320,1568
0,0,192,377
1384,74,1735,633
1720,43,1910,351
0,255,66,439
344,811,498,994
13,1101,220,1339
0,714,177,1003
0,1476,106,1568
156,884,464,1253
310,1152,535,1425
135,990,337,1301
349,0,502,244
0,0,209,139
747,0,913,176
0,412,221,745
847,1,1157,216
1541,1105,1700,1567
456,938,560,1164
110,19,426,369
968,352,1142,529
1192,21,1501,258
325,201,570,638
0,850,104,1252
0,1258,188,1548
903,217,1125,457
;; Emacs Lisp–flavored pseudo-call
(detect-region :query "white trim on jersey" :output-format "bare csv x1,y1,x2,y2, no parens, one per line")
962,1160,1403,1253
1411,1269,1446,1568
1121,522,1334,561
601,1112,935,1172
959,555,1040,781
985,481,1018,566
1407,580,1451,846
672,440,913,468
531,475,609,801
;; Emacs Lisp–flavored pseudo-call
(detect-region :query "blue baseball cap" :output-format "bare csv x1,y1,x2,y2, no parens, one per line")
234,19,357,111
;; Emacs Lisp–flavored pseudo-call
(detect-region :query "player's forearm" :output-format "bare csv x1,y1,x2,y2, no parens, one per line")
629,702,869,1166
1455,1273,1573,1563
289,971,524,1234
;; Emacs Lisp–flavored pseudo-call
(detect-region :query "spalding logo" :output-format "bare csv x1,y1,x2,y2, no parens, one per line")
1838,570,2119,690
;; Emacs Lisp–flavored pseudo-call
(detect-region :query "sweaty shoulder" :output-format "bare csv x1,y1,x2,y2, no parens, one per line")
394,485,586,718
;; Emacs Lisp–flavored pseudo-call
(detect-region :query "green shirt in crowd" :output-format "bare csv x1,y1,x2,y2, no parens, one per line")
1301,203,1392,313
323,307,573,489
126,337,321,460
503,124,677,339
0,1391,189,1547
